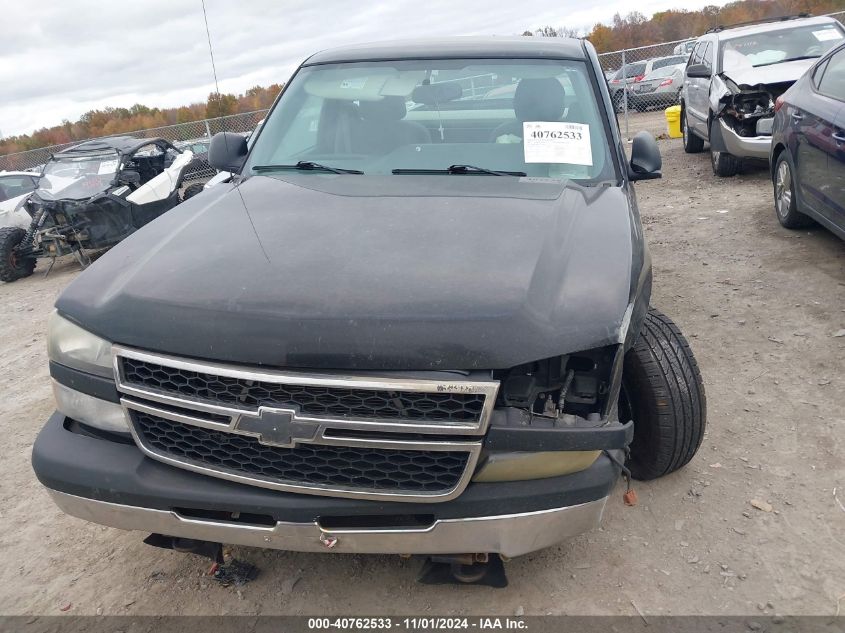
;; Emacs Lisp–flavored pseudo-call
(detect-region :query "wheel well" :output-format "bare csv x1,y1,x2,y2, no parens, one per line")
771,143,786,178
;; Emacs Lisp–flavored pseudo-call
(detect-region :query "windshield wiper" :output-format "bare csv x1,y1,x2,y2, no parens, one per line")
252,161,363,174
753,55,820,68
392,164,526,176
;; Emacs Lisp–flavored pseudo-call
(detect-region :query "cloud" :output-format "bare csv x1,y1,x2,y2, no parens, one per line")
0,0,725,138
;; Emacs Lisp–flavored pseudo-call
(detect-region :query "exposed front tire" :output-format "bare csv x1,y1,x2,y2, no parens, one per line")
711,148,740,177
621,308,706,481
681,108,704,153
773,151,813,229
0,227,36,283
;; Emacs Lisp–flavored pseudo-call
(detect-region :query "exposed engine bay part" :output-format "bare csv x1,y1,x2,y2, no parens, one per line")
710,73,790,141
494,346,619,422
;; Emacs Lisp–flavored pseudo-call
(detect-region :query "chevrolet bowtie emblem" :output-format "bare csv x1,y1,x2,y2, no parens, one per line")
233,408,319,448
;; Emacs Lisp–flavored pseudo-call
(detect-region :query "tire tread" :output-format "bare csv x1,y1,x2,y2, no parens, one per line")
0,227,35,283
624,308,706,479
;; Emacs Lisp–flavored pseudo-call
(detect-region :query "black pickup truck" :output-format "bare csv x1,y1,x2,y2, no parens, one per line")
33,36,705,582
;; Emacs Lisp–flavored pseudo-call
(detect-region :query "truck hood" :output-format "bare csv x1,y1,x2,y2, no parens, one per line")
56,174,641,371
721,58,816,88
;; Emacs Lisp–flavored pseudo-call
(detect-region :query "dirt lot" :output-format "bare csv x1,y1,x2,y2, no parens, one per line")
1,130,843,617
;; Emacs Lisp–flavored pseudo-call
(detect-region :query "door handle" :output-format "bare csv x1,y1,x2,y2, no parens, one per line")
790,111,804,121
832,131,845,143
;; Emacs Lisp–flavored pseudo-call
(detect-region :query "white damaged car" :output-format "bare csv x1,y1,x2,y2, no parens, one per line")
0,171,40,229
680,14,845,176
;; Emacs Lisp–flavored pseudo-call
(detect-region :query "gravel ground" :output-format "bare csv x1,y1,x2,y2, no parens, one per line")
1,133,843,617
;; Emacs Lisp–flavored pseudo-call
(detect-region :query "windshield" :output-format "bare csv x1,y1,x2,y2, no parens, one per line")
612,63,646,80
245,59,614,183
721,23,845,71
38,152,119,200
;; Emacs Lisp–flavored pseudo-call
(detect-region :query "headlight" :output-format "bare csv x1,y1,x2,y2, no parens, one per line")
47,311,113,378
52,380,128,433
472,450,600,483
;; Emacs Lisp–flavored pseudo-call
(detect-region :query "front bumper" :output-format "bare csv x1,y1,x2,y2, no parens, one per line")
47,489,607,557
33,411,620,557
717,119,771,160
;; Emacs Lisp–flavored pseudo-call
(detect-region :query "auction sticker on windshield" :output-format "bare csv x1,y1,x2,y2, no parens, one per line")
523,122,592,165
813,28,843,41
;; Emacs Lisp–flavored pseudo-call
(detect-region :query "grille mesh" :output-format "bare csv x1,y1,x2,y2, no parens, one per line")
133,411,470,493
122,357,485,423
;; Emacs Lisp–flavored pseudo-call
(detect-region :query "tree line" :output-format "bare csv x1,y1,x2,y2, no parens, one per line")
0,84,283,157
524,0,845,51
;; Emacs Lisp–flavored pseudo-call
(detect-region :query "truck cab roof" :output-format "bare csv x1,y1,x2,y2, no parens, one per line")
305,36,588,65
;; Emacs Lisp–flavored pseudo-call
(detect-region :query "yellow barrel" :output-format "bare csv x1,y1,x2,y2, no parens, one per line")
665,105,682,139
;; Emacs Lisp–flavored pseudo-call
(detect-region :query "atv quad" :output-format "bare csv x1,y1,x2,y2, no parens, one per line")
0,136,193,282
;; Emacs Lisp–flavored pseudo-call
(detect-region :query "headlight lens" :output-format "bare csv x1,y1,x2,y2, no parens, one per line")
52,380,129,433
47,311,113,378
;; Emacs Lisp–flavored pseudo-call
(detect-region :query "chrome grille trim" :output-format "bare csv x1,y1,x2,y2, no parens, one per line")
112,346,499,502
113,345,498,435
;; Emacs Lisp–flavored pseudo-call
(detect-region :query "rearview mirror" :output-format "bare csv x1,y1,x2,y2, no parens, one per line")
686,63,710,79
208,132,248,173
411,82,463,105
629,131,662,181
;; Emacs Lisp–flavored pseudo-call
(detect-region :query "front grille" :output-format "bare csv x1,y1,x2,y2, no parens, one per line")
115,347,497,501
122,357,485,423
132,411,470,493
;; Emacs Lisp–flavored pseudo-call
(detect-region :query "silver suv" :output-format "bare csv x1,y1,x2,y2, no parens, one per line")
680,14,845,176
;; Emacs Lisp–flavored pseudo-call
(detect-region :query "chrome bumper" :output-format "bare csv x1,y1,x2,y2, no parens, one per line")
47,489,607,558
718,119,771,160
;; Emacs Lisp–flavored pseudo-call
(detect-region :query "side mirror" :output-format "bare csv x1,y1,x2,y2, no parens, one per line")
208,132,248,173
629,131,662,181
686,63,710,79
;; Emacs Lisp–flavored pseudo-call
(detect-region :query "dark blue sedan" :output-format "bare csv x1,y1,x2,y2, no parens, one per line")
770,42,845,241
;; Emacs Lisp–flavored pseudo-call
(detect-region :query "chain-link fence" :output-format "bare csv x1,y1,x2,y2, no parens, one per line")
0,110,268,183
599,10,845,139
598,38,694,139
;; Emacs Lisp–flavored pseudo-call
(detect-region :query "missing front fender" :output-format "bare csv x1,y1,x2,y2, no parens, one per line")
713,75,787,141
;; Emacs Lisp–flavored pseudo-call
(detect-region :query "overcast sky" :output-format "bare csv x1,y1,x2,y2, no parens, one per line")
1,0,728,138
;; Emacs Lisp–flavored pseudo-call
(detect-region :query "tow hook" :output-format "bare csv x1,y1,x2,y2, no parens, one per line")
319,532,339,549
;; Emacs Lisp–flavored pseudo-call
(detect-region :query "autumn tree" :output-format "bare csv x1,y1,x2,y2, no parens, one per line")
206,92,238,118
521,0,845,53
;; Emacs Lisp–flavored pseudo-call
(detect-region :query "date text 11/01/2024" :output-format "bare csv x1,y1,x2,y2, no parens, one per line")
307,617,528,630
